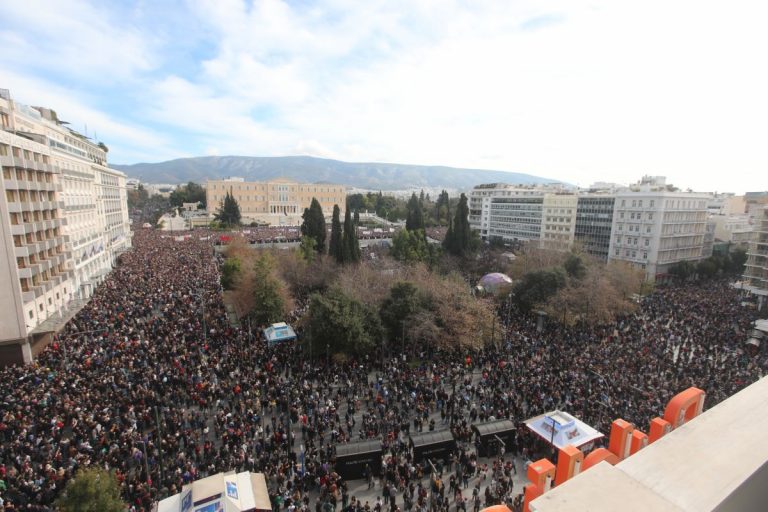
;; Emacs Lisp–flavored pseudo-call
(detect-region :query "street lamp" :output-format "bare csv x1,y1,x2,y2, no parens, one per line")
401,319,406,361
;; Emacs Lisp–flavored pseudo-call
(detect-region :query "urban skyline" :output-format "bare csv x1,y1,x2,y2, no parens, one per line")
1,0,766,195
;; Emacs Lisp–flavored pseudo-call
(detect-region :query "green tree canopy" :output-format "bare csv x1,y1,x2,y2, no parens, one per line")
512,268,567,313
170,181,207,208
668,260,695,280
728,248,748,274
329,204,343,263
301,198,326,253
341,207,361,264
127,183,149,209
406,192,425,232
304,287,382,357
380,281,423,343
443,193,474,257
250,254,286,326
564,253,587,280
299,235,317,263
55,467,127,512
435,190,450,224
213,191,242,227
220,257,241,290
390,229,439,266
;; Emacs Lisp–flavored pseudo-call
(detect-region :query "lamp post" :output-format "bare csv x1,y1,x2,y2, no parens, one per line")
401,320,406,361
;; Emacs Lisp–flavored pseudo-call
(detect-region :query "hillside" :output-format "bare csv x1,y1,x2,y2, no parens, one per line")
111,155,561,191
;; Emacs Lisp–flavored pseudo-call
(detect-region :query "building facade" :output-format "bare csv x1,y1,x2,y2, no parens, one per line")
607,179,709,280
574,195,616,261
0,88,131,364
469,177,712,281
743,206,768,305
468,183,575,247
207,177,346,225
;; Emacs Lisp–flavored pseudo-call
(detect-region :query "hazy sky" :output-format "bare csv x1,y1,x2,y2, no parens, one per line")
1,0,766,193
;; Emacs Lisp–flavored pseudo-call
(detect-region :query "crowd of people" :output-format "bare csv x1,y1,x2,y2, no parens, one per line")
0,227,765,512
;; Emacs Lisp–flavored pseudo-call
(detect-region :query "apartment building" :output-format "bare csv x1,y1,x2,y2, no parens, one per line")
0,88,130,365
743,206,768,307
469,177,712,281
574,195,616,261
468,183,576,247
207,177,346,225
607,177,709,280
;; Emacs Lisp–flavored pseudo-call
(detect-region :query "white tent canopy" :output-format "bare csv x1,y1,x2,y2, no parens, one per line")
524,410,603,450
263,322,297,345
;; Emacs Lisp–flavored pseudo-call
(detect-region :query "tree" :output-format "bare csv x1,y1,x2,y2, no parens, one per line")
127,183,149,209
250,254,286,326
564,253,587,280
299,235,317,263
55,467,126,512
390,229,438,266
545,264,638,325
380,282,423,344
443,193,473,257
435,190,450,223
696,258,718,279
341,207,361,264
214,191,242,227
170,181,207,208
304,287,382,357
301,198,326,253
512,268,567,313
220,257,241,290
668,260,695,280
727,248,748,275
329,205,343,263
354,209,360,225
406,193,425,232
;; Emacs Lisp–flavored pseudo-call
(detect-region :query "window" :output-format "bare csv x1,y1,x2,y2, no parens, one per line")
643,252,648,259
650,200,654,207
29,310,33,319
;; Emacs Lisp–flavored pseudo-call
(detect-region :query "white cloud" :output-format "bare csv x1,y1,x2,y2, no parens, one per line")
0,70,178,162
0,0,157,81
2,0,766,192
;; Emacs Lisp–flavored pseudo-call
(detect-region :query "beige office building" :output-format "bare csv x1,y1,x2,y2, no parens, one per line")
0,88,131,365
206,177,346,225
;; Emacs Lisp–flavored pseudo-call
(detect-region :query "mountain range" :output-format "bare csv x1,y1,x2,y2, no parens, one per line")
111,155,562,191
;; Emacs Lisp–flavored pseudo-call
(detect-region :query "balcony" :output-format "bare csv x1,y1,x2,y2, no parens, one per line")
14,245,30,258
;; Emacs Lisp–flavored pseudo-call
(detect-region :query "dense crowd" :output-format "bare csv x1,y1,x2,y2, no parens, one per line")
0,228,765,512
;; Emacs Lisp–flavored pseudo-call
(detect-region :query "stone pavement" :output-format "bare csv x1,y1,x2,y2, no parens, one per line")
279,365,531,511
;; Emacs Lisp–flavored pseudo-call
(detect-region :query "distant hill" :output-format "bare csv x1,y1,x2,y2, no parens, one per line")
111,155,561,191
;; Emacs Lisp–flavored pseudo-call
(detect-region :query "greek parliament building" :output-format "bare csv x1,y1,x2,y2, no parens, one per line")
0,88,131,365
469,176,714,282
206,177,346,225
